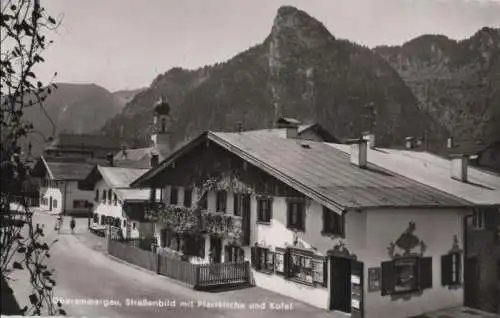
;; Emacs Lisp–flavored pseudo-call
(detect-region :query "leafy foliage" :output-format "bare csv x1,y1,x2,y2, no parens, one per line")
146,174,250,243
1,0,64,315
373,27,500,144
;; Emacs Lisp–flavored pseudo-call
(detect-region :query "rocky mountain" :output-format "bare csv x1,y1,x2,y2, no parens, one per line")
22,83,126,156
102,6,445,149
374,27,500,145
113,88,147,105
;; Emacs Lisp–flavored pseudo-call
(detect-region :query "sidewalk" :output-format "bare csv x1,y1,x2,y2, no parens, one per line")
413,307,500,318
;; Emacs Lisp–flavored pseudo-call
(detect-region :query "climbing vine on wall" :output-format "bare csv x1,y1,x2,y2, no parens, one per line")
146,172,252,242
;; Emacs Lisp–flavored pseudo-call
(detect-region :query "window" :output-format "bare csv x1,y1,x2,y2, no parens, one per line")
183,189,192,207
53,199,58,208
216,190,227,213
288,248,314,284
160,118,166,133
497,261,500,283
73,200,86,209
198,193,207,210
322,207,344,236
170,187,178,205
442,253,461,286
472,210,485,229
183,234,205,258
95,189,99,202
312,257,328,287
114,218,120,228
100,215,105,225
102,190,106,202
381,256,432,296
122,219,126,227
225,245,244,263
257,197,272,223
93,213,99,223
108,189,112,203
233,193,241,216
251,246,274,272
113,193,118,205
287,200,305,231
132,222,136,230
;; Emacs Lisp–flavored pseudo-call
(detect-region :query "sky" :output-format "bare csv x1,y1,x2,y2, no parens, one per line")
34,0,500,92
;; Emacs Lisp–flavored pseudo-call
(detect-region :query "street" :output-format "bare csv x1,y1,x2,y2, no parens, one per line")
8,211,338,318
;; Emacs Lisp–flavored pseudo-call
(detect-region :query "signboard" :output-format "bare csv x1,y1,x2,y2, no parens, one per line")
368,267,381,292
351,260,364,318
351,274,360,285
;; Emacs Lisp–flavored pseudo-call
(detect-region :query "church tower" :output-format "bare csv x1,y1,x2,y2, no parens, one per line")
151,96,171,155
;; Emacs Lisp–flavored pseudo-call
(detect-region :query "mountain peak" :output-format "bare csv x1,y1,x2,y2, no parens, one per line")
270,6,333,47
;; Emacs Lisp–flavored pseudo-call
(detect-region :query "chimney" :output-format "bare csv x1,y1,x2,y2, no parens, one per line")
150,154,159,168
405,137,415,149
346,138,368,168
121,145,128,159
450,154,469,182
447,137,454,149
106,153,114,166
362,132,376,149
276,117,300,139
236,121,243,133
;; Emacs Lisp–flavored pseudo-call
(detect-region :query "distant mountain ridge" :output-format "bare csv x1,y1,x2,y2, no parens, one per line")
22,83,129,156
102,6,443,149
113,88,147,105
373,27,500,145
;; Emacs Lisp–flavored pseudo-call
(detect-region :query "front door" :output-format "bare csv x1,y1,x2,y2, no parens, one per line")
464,257,480,308
210,236,222,263
49,196,53,211
330,256,352,313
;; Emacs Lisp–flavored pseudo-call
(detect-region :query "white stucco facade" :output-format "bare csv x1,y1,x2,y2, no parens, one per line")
152,184,468,318
39,180,93,215
362,208,467,318
91,179,146,239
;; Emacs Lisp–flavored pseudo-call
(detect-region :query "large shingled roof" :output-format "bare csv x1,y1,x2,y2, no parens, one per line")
133,130,470,212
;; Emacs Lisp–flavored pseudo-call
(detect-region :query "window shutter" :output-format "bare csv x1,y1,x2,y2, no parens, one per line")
455,254,462,284
420,257,433,289
286,202,291,228
322,208,327,233
199,237,205,258
160,229,166,248
381,261,396,296
233,193,239,216
484,209,497,230
251,246,258,269
224,246,230,263
323,258,328,287
441,254,453,286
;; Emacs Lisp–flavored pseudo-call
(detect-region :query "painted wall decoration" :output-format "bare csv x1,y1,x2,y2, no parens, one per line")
368,267,381,292
387,221,427,259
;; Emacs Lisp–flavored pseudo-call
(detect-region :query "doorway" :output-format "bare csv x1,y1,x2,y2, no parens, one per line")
209,236,222,263
49,196,53,211
330,256,352,313
464,257,480,308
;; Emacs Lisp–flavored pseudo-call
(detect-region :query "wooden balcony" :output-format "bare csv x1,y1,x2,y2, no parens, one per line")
145,203,249,244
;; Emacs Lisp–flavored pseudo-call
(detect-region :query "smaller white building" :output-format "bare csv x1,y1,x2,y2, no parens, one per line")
31,157,96,215
82,165,159,239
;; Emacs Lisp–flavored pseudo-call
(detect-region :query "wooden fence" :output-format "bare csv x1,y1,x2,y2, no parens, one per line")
108,239,250,290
